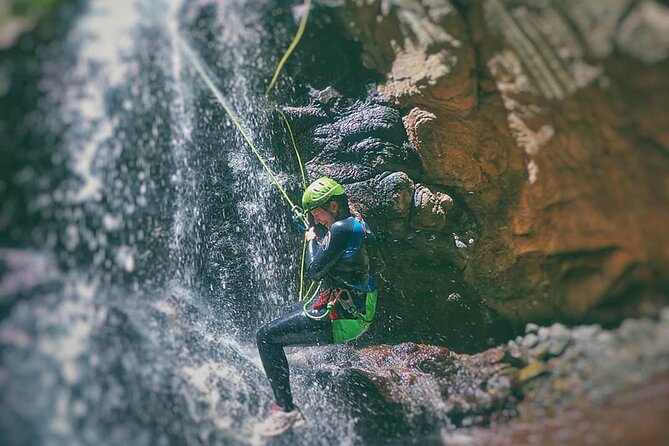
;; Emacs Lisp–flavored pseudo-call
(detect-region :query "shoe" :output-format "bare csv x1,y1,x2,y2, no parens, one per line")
255,403,306,437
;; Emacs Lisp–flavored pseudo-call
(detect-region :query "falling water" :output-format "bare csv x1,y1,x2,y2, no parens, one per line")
0,0,357,444
6,1,668,445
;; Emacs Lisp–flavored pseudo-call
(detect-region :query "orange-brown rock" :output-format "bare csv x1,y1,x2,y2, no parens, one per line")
333,0,669,325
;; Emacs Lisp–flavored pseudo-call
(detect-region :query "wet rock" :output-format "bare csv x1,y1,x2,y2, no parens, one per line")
283,81,498,347
375,171,415,218
545,324,573,357
411,184,453,230
309,342,520,433
284,89,414,182
524,323,539,334
503,341,527,368
546,336,571,358
451,374,669,446
308,311,669,437
285,87,434,227
520,333,538,349
314,0,669,329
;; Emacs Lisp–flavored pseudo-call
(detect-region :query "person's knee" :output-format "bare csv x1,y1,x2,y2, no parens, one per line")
256,323,273,348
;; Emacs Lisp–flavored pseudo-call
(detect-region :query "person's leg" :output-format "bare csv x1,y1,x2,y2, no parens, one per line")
256,301,333,410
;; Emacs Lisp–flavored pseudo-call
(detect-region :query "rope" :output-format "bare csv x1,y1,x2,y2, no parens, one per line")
303,280,316,301
265,0,312,96
274,106,314,300
264,0,314,299
262,0,314,298
304,283,340,321
179,38,300,210
180,37,315,302
277,108,307,189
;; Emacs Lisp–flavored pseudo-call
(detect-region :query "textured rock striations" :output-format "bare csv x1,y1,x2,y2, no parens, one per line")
298,0,669,328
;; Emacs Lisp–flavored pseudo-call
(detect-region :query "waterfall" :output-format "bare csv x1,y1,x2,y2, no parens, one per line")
0,0,341,444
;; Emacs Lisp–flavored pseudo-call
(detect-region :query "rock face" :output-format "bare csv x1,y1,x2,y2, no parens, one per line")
300,0,669,327
299,309,669,441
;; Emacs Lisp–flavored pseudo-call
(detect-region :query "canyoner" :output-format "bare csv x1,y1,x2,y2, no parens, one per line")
255,176,382,437
179,0,382,438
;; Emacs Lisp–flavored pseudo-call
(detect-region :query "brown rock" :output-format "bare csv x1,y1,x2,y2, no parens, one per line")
333,0,669,326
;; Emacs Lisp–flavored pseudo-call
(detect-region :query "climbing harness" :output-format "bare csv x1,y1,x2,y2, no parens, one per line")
302,284,374,322
302,285,338,321
302,285,377,343
330,290,376,344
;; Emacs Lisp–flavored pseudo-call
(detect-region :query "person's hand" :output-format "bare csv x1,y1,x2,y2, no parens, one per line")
305,227,317,241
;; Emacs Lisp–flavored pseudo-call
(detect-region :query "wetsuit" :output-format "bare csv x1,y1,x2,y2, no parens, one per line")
256,216,378,411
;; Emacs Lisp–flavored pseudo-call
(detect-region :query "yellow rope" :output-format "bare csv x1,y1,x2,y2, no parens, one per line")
263,0,314,299
277,109,307,189
275,107,313,299
179,37,305,220
180,32,315,301
302,281,316,302
264,0,311,96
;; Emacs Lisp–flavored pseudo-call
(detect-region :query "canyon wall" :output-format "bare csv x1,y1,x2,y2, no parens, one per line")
319,0,669,326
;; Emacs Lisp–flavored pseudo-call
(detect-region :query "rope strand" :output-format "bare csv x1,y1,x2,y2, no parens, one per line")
179,38,303,216
265,0,312,96
179,37,313,301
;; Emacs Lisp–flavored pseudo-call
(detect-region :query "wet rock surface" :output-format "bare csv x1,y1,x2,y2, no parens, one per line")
283,83,505,349
282,89,420,185
445,373,669,446
298,308,669,442
294,0,669,330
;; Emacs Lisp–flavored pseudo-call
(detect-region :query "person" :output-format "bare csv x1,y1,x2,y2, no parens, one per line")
255,176,380,437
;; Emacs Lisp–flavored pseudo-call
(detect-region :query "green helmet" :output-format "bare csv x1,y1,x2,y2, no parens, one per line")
302,177,345,213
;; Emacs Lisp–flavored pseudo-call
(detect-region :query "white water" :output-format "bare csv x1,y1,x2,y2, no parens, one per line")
1,1,357,444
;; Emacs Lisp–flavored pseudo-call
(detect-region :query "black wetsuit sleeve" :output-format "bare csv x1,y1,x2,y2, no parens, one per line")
306,220,350,279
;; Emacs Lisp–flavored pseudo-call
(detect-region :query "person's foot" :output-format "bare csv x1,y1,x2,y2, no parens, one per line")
255,403,306,437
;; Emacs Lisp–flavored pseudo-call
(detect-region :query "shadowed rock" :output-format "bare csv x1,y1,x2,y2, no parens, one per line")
281,84,506,349
303,310,669,441
297,0,669,329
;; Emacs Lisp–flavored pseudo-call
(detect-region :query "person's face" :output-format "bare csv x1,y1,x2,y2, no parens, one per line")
310,201,339,228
